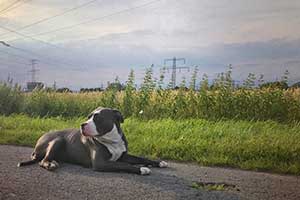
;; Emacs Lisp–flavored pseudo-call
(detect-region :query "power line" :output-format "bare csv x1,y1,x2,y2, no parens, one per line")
0,0,99,38
0,24,68,50
0,0,22,14
0,48,28,63
0,0,161,70
24,0,161,38
0,56,28,66
0,48,33,61
0,46,83,74
0,46,84,84
0,0,32,16
0,41,83,70
0,25,85,68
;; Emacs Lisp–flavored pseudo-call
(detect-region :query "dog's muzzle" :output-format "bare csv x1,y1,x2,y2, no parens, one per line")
80,123,91,136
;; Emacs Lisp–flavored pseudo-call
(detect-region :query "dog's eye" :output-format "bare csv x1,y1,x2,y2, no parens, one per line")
93,113,103,122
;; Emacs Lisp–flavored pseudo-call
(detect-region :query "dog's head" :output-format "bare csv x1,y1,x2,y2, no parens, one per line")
80,107,124,137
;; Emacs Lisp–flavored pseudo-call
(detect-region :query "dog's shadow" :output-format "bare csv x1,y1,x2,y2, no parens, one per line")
55,163,240,200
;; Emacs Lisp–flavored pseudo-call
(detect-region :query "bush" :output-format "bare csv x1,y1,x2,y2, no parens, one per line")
0,83,24,115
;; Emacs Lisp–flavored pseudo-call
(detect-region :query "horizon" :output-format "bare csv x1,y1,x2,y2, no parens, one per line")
4,67,294,92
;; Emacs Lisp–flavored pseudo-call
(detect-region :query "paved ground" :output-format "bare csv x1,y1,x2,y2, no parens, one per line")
0,145,299,200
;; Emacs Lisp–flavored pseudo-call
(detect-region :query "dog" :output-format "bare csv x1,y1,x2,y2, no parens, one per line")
18,107,168,175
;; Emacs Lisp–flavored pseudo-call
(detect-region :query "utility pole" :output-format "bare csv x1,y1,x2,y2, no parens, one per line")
164,57,189,88
28,59,39,82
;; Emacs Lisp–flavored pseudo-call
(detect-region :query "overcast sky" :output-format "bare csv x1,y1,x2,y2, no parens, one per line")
0,0,300,89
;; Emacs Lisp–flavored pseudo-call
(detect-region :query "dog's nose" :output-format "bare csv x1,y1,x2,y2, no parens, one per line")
81,123,87,130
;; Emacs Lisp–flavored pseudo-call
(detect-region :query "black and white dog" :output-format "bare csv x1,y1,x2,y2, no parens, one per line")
18,107,168,175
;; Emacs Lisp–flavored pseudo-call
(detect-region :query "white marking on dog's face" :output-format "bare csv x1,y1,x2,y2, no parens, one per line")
84,116,98,136
81,110,101,137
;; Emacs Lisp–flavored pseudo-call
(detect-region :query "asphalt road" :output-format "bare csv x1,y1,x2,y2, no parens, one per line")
0,145,299,200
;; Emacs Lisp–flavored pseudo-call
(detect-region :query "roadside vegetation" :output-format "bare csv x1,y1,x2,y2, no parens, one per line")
1,67,300,122
1,66,300,174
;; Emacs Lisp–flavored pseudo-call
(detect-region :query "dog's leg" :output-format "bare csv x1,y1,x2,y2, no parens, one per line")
93,161,151,175
91,150,151,175
118,153,168,168
39,137,65,171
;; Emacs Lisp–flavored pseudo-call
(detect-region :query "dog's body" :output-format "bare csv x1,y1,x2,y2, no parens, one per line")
18,107,167,175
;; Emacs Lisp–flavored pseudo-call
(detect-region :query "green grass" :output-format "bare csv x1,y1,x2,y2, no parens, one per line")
0,115,84,146
191,182,238,191
2,81,300,122
1,114,300,174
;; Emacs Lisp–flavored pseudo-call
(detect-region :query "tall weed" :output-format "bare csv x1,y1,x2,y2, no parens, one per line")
1,68,300,122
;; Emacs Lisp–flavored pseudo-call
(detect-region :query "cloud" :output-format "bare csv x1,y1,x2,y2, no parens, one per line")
1,0,300,88
204,38,300,63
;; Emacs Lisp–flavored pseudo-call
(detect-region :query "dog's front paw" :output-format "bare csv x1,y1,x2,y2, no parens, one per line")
140,167,151,175
50,160,59,170
39,160,59,171
159,161,168,168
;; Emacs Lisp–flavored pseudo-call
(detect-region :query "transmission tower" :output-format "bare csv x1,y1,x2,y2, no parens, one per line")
164,57,189,88
28,59,39,82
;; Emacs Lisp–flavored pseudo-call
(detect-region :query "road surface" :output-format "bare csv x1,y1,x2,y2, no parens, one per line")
0,145,299,200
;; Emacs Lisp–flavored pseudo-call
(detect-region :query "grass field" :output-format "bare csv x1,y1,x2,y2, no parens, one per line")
1,114,300,175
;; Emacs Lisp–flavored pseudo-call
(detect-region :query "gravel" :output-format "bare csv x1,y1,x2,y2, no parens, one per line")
0,145,299,200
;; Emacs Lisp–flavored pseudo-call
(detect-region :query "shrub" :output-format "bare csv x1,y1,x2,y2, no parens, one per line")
0,83,24,115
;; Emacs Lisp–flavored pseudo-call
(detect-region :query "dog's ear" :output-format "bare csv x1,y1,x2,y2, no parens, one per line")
113,109,124,123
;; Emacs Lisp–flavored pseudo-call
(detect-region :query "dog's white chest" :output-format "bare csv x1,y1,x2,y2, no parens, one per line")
95,125,126,161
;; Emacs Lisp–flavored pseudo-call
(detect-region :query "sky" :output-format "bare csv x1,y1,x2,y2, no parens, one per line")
0,0,299,90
